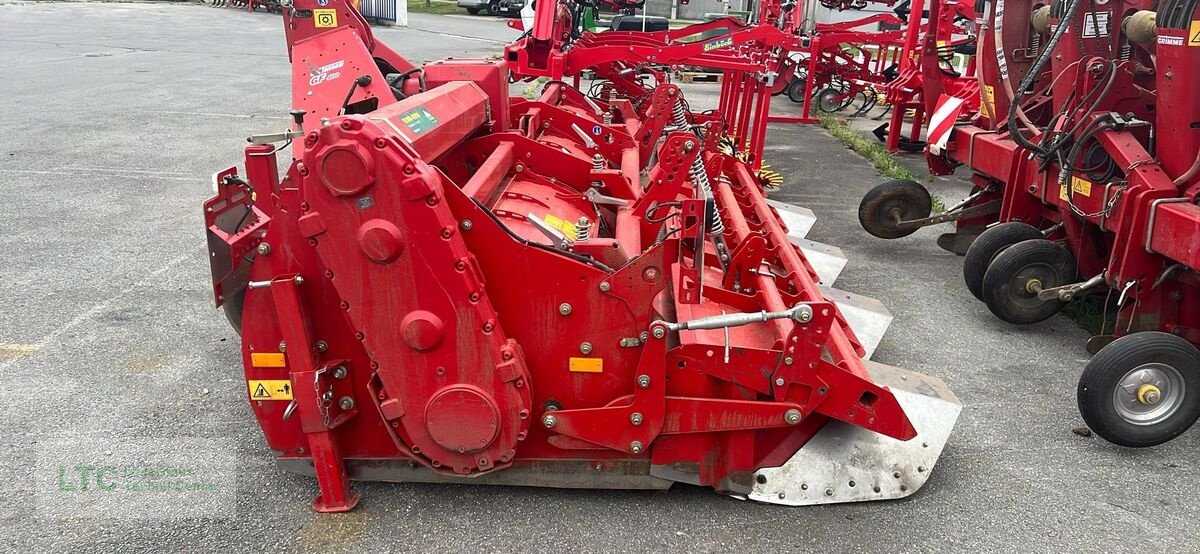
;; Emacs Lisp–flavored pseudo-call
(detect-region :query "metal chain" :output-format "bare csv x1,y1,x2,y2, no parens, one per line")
314,366,333,428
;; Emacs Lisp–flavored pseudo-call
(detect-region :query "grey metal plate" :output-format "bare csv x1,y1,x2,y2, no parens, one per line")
819,286,892,359
766,199,816,241
747,361,962,506
796,239,847,285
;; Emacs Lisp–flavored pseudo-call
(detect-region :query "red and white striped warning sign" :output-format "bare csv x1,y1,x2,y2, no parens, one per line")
927,94,966,151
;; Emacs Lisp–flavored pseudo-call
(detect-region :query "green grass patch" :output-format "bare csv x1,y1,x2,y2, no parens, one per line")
407,0,471,15
1061,295,1118,336
818,114,945,212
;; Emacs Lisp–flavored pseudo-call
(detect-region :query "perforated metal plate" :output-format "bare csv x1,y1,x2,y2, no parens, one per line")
747,361,961,506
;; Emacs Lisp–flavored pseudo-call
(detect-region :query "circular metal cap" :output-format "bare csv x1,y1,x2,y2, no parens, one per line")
424,385,500,454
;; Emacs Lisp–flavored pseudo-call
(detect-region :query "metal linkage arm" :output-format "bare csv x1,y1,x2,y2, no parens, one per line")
665,304,814,332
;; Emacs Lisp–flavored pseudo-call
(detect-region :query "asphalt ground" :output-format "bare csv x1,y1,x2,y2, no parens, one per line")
0,2,1197,552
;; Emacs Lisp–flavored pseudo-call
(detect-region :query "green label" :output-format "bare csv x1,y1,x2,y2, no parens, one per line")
397,107,438,135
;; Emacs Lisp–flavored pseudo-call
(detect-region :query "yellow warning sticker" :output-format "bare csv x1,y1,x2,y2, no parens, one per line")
569,357,603,373
542,214,578,238
313,9,338,28
1190,21,1200,46
1059,177,1093,201
251,352,287,368
248,380,294,400
984,85,995,118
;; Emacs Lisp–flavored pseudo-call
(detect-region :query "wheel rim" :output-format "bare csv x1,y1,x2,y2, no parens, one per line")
1112,362,1186,425
1003,262,1057,309
818,90,840,112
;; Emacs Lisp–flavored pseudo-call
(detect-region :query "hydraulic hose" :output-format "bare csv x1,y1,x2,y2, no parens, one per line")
1004,0,1083,156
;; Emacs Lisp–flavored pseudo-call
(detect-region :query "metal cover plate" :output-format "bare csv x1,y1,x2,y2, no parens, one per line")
747,361,961,506
766,199,816,241
819,286,892,359
796,239,847,285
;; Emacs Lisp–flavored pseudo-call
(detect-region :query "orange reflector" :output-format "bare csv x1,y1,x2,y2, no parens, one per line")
569,357,603,373
251,352,287,368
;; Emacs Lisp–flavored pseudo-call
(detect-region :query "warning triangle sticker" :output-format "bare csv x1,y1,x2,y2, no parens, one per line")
252,383,271,398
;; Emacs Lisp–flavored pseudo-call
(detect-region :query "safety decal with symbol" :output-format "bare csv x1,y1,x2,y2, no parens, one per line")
248,380,294,400
313,9,338,28
592,125,602,136
1190,21,1200,46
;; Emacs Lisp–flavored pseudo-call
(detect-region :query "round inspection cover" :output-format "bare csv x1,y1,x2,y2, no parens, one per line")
424,385,500,454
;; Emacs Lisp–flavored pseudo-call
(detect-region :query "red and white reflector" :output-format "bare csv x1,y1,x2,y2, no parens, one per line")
926,94,966,151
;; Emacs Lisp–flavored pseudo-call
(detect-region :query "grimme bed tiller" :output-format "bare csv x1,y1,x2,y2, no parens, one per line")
857,0,1200,446
204,0,960,511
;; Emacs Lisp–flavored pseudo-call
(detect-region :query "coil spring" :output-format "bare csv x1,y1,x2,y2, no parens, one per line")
1031,34,1041,55
593,154,606,171
672,97,689,128
1119,43,1132,61
689,154,725,235
575,217,592,242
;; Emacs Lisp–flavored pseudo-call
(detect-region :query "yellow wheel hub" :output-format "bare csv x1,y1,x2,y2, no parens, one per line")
1136,384,1162,405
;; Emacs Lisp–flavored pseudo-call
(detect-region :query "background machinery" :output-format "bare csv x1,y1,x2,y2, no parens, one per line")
856,0,1200,446
203,0,961,511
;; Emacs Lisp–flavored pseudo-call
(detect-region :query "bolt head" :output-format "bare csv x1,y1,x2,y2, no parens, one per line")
784,357,794,365
599,282,612,292
629,441,643,454
332,365,348,379
558,303,572,316
580,342,593,355
775,377,785,387
460,220,473,231
637,375,651,388
543,415,557,428
652,327,666,339
630,412,643,426
256,243,271,256
338,396,355,410
784,409,802,425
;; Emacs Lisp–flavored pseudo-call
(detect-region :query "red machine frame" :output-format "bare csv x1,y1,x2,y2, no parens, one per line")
204,0,960,511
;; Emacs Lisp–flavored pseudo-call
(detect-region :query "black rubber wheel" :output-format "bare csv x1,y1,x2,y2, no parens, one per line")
1078,332,1200,447
222,288,245,336
980,238,1076,324
857,179,932,239
962,222,1043,301
487,0,501,15
815,88,842,113
466,7,481,13
785,77,808,104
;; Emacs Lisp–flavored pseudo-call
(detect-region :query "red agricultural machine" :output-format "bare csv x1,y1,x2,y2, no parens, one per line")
857,0,1200,446
203,0,962,511
777,0,982,153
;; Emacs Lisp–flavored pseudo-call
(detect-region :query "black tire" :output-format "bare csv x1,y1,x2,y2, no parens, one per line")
785,77,808,104
487,0,501,15
815,88,842,113
857,179,932,239
466,7,481,13
223,288,245,336
981,239,1076,324
1078,332,1200,447
962,222,1043,301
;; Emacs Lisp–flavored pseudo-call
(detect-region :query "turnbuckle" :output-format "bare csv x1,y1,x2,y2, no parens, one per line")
663,304,813,332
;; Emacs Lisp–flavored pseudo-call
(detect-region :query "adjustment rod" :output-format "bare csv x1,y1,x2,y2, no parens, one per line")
664,304,813,332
